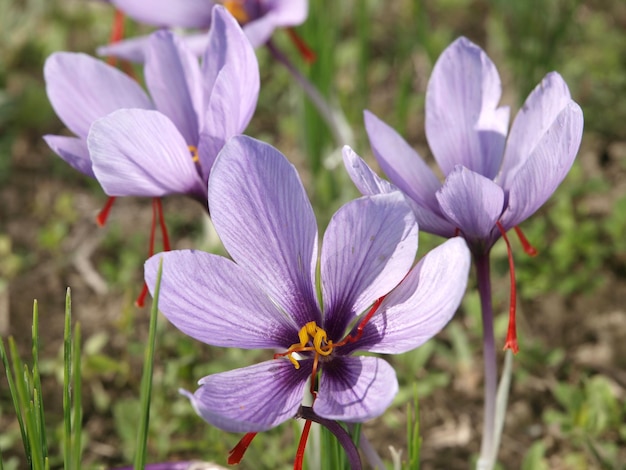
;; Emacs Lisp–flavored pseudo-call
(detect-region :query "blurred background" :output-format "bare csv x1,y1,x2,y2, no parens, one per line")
1,0,625,468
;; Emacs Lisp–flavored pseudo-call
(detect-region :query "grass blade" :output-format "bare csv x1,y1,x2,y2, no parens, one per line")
63,289,72,470
134,259,162,470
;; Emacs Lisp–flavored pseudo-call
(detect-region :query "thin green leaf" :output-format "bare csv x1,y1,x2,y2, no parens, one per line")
31,301,48,459
72,322,83,470
134,259,162,470
63,289,72,470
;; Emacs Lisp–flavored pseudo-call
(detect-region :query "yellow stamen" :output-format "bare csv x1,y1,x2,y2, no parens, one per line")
223,0,249,24
275,322,334,369
188,145,199,163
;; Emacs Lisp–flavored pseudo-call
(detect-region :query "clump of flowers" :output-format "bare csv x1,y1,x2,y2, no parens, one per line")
145,135,471,467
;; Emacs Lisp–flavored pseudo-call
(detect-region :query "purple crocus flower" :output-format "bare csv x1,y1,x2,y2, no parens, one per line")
343,36,583,465
44,6,258,205
343,37,583,350
144,136,470,461
98,0,309,61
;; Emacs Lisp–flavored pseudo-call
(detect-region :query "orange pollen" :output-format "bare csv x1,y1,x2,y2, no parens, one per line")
223,0,249,24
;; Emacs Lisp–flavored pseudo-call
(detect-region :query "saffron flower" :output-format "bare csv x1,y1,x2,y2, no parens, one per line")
343,36,583,467
343,36,584,351
44,6,259,205
98,0,309,61
144,136,470,462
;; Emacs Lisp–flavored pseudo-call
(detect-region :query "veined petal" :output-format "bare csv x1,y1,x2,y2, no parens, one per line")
197,68,246,183
351,237,471,354
321,193,418,340
364,110,441,212
342,146,456,238
182,359,310,433
202,6,259,125
44,52,152,138
89,109,205,199
436,166,505,241
425,37,509,179
498,72,574,189
110,0,214,28
145,251,299,349
43,135,94,178
145,30,203,144
269,0,308,26
209,136,321,327
314,356,398,422
499,101,583,229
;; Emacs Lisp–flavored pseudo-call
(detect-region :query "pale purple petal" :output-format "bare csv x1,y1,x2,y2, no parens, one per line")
197,68,246,182
182,359,310,432
44,52,152,138
110,0,215,28
314,356,397,422
145,251,299,349
498,72,574,189
97,35,152,63
241,0,308,47
209,136,321,327
425,37,509,179
43,135,94,178
436,166,505,241
89,109,205,199
342,146,457,238
352,237,471,354
499,101,584,229
364,110,442,212
144,30,203,144
321,192,418,340
202,6,259,123
341,146,397,195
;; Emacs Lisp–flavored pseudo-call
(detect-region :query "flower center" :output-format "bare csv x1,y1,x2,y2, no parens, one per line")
222,0,250,24
275,321,334,370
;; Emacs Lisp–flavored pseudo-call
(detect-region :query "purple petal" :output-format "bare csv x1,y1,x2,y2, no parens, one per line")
110,0,214,28
89,109,205,199
342,146,456,238
364,110,442,212
182,359,310,432
321,192,418,340
241,0,308,47
498,72,574,189
499,101,584,229
209,136,321,327
202,6,259,123
97,34,152,63
44,52,152,138
425,37,510,179
144,31,203,144
43,135,94,178
314,356,398,422
145,251,299,349
352,237,471,354
436,166,505,241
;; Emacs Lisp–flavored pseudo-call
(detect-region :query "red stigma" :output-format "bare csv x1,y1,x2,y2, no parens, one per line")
96,196,117,227
496,222,519,354
286,28,317,64
334,295,385,348
106,10,126,67
136,198,171,307
514,226,538,257
294,420,313,470
228,432,258,464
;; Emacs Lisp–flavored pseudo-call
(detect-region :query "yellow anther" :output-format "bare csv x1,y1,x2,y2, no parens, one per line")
188,145,199,163
288,354,300,369
223,0,249,23
277,322,334,369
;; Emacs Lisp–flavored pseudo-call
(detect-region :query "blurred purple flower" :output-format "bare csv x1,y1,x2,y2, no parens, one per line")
145,135,470,434
98,0,309,61
345,37,583,256
44,6,258,205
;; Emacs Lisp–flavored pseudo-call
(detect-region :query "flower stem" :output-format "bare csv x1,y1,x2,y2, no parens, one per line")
474,253,497,470
265,40,354,148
